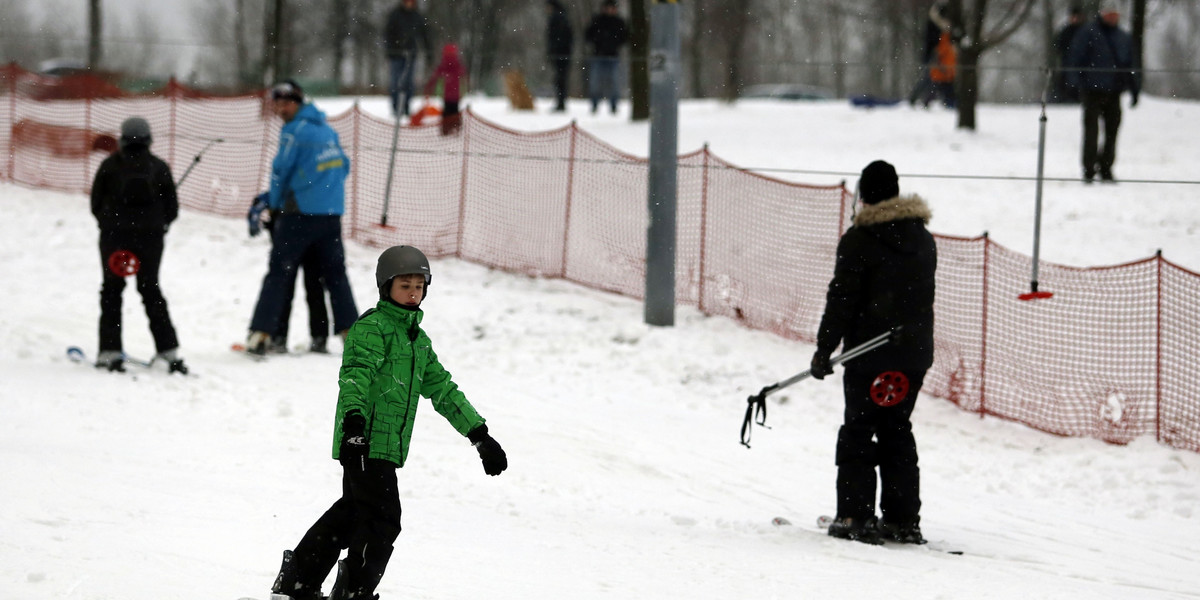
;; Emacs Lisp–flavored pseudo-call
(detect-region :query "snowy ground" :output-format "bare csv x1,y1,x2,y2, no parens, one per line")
2,95,1199,600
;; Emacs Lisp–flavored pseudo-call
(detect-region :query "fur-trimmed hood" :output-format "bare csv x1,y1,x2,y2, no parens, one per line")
853,194,932,227
851,194,933,255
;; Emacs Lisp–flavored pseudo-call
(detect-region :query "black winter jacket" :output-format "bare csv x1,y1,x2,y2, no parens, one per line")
547,3,574,59
90,146,178,233
585,14,627,57
816,195,937,374
384,5,432,59
1066,20,1139,96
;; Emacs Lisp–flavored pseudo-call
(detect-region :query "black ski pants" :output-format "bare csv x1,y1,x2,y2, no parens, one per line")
284,459,402,598
551,56,571,110
98,228,179,354
249,215,357,336
270,226,329,343
835,367,926,523
1080,89,1123,177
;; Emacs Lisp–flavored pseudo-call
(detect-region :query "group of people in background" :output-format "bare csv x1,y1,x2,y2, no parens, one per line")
547,0,631,114
385,0,631,121
911,1,1138,182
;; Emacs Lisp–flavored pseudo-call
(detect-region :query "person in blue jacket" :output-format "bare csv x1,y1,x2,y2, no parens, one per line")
1066,3,1139,183
246,80,358,355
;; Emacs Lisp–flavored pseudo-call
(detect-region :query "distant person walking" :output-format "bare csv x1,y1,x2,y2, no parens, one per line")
584,0,628,114
90,117,187,375
908,0,954,108
246,81,358,356
1051,5,1086,103
1066,3,1139,183
546,0,574,112
384,0,433,118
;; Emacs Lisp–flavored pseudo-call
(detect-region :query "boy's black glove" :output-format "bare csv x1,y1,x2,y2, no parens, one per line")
810,351,833,380
339,412,368,471
467,425,507,476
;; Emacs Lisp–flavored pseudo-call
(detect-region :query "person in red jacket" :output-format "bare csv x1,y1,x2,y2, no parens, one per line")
424,44,467,135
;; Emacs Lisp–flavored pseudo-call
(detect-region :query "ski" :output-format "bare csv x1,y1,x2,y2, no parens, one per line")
774,514,963,555
231,342,267,361
66,346,153,369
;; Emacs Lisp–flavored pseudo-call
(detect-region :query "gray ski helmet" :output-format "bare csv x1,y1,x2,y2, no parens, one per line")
376,245,432,297
119,117,152,149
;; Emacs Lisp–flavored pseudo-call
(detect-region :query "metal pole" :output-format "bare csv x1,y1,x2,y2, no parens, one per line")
1021,67,1054,300
644,0,680,326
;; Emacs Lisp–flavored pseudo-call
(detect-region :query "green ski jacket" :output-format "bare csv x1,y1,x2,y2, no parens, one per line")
333,300,485,466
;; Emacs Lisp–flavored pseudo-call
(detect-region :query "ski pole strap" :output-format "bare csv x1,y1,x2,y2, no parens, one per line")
740,385,776,448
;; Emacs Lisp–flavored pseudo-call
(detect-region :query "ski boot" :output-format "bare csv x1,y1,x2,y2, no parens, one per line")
270,550,324,600
95,350,125,372
309,337,329,354
156,348,189,375
246,331,270,357
268,335,289,354
878,516,927,545
827,516,883,545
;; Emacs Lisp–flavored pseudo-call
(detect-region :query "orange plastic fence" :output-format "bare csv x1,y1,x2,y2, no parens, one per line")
2,88,1197,453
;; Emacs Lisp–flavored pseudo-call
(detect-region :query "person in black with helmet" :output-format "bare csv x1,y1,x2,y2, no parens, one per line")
90,117,187,374
810,160,936,545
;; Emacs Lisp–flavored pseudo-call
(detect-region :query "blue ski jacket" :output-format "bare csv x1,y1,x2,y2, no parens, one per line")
268,103,349,216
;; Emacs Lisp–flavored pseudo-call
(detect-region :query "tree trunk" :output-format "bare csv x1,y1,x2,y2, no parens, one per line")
687,0,705,98
332,0,349,89
955,44,980,130
630,0,650,121
88,0,102,69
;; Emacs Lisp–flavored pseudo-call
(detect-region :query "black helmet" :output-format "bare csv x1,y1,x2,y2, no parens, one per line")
119,117,152,149
376,245,432,297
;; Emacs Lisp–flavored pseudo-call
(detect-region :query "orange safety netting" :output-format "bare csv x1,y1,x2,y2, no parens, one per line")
2,86,1197,453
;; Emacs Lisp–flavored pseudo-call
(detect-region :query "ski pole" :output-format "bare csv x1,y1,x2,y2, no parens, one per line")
740,326,900,448
175,138,225,189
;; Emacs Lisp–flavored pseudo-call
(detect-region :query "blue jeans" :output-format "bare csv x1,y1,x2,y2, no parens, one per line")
588,56,620,113
389,56,417,117
250,215,358,335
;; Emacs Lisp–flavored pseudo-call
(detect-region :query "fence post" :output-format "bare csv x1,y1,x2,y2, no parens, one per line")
350,101,361,242
979,232,991,418
168,79,177,175
455,109,472,259
697,143,710,314
1155,249,1163,444
560,121,577,279
83,96,92,192
7,64,16,182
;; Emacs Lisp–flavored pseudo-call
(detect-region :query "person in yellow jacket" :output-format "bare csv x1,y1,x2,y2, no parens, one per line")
270,245,508,600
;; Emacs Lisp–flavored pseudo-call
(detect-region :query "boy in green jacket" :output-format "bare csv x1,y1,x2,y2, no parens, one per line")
270,245,508,600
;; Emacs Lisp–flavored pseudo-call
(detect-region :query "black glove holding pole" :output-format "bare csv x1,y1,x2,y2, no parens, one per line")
810,352,833,380
339,412,369,471
467,425,507,476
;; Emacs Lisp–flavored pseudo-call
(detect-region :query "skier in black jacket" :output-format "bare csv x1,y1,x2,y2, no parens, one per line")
810,160,936,545
90,117,187,374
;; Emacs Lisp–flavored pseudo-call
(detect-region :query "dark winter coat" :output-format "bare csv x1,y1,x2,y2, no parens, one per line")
90,145,178,233
1066,19,1139,96
585,13,628,57
816,195,937,374
333,300,486,467
547,1,574,59
384,4,432,60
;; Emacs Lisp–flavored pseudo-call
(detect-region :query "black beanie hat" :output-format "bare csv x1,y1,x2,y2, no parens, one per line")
859,160,899,205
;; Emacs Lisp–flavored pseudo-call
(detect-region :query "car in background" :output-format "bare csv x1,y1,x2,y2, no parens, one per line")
742,83,835,101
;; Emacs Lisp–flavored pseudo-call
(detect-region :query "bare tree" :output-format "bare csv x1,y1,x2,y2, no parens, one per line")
947,0,1037,130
